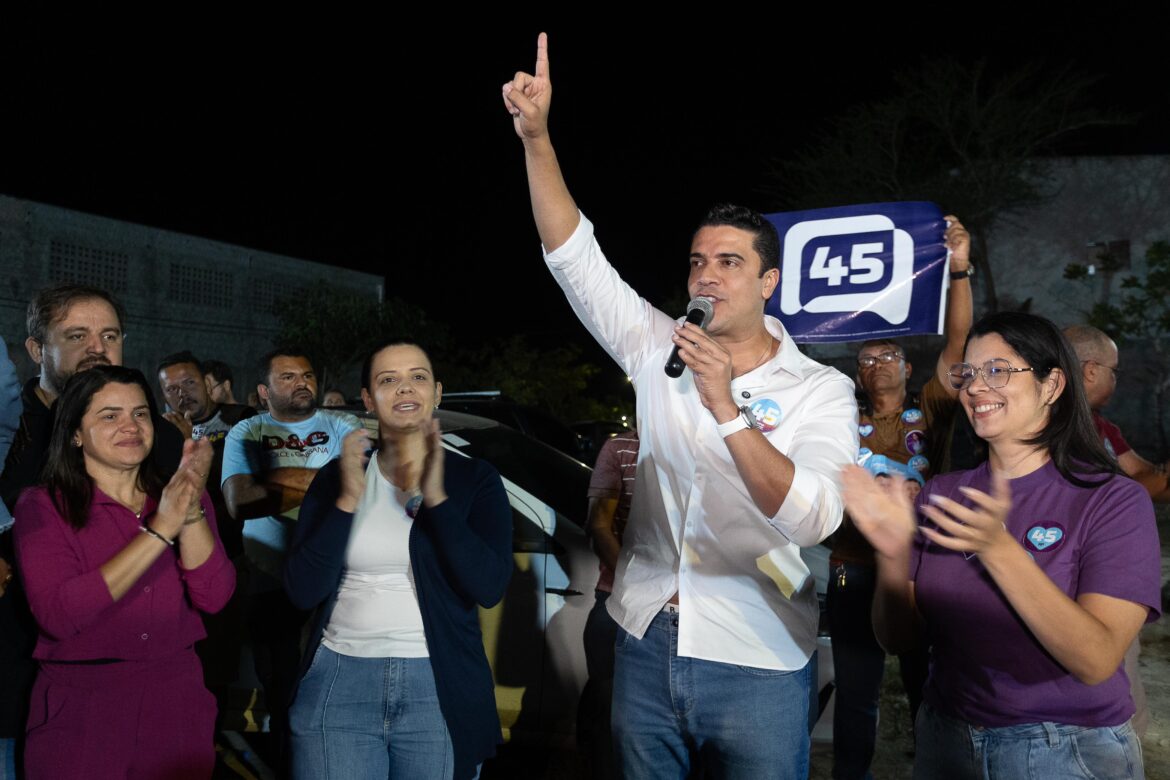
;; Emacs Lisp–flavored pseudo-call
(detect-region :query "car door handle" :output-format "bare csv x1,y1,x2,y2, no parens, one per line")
545,588,584,597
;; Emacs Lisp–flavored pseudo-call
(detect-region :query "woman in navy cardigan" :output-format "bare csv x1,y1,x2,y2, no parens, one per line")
284,342,512,780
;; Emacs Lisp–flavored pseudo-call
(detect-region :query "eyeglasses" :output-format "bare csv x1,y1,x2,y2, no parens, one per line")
857,350,904,369
948,359,1036,390
1082,359,1120,378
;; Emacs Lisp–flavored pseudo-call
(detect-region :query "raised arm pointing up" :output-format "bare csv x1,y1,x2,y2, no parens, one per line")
502,33,579,252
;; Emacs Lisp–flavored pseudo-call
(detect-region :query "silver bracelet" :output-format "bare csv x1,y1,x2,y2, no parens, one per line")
183,504,207,526
139,525,175,547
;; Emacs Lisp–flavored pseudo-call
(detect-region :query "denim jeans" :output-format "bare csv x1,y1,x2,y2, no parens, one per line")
612,609,813,780
827,561,886,780
290,644,453,780
0,738,13,780
914,702,1145,780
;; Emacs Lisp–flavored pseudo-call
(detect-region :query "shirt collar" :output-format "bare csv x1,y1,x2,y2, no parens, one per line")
762,316,806,381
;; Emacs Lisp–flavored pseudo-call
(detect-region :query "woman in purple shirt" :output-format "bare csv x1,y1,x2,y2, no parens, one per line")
14,366,235,780
842,313,1160,779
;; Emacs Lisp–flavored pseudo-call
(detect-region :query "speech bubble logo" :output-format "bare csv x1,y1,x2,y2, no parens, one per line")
780,214,914,325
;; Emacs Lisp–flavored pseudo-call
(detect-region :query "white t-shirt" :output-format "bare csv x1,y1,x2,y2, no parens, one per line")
323,456,428,658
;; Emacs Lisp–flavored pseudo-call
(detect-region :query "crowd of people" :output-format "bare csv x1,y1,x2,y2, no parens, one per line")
0,31,1163,780
508,32,1162,780
0,291,510,779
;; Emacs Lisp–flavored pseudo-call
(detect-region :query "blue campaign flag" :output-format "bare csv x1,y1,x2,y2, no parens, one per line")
764,202,949,343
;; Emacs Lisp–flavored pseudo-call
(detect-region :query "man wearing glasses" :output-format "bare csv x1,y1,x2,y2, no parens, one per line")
827,219,972,780
1064,325,1169,500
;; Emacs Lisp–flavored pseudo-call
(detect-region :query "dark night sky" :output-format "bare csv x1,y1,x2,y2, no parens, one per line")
3,16,1166,354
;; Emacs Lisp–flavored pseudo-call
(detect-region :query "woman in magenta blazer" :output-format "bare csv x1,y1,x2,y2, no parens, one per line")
14,366,234,780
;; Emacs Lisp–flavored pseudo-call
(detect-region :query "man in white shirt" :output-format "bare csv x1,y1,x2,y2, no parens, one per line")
503,35,858,779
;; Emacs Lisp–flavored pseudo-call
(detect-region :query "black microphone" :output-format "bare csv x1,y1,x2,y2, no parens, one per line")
664,298,715,378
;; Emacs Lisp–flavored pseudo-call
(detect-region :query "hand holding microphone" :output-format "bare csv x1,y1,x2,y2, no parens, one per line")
665,298,715,378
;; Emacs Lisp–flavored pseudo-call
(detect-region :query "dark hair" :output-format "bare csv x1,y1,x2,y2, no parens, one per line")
965,311,1117,487
26,284,127,344
361,340,434,391
42,365,166,530
694,204,780,275
157,350,203,376
200,359,234,384
257,347,313,386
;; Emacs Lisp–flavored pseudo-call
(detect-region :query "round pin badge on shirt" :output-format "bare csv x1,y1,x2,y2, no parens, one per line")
750,398,782,432
858,423,874,437
1025,524,1065,553
901,408,923,425
908,455,930,475
904,430,926,455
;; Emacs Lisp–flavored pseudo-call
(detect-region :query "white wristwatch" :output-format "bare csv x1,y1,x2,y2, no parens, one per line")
717,405,758,438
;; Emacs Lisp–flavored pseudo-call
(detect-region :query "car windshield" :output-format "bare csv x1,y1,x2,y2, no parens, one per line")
442,419,592,530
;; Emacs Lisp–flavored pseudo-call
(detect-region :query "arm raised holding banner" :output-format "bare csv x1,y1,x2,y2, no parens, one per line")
936,216,972,398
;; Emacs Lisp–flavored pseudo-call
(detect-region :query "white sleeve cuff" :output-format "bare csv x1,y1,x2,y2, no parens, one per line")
769,463,843,547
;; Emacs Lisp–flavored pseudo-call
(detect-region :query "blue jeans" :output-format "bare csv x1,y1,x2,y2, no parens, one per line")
827,561,886,780
612,610,813,780
0,738,13,780
914,702,1145,779
289,644,454,779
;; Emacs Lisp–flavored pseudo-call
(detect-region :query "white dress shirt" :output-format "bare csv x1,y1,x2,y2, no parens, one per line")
545,214,859,670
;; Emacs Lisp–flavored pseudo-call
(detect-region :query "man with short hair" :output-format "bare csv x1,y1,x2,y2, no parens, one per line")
221,347,359,769
505,36,858,779
0,284,184,776
156,350,257,739
828,223,970,779
1065,325,1170,499
202,359,240,406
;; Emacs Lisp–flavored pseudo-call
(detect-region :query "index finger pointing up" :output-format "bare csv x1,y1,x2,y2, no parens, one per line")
535,32,549,79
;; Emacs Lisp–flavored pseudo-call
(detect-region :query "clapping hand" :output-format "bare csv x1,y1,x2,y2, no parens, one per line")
840,465,918,559
919,473,1014,559
157,439,212,538
336,430,372,513
420,418,448,509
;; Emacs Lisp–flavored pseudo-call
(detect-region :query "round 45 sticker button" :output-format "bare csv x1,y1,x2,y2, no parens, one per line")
750,399,782,432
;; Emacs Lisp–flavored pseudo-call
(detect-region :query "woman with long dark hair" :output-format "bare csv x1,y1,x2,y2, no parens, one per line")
842,312,1160,779
13,365,234,779
285,341,511,780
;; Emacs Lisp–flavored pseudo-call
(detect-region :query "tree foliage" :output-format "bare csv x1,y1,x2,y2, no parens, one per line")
273,283,445,392
274,287,625,423
1065,241,1170,344
1065,241,1170,455
771,59,1121,313
438,335,615,422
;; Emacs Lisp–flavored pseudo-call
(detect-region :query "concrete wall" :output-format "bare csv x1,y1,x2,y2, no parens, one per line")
0,194,382,398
